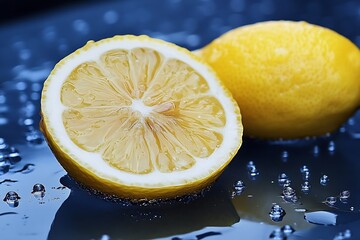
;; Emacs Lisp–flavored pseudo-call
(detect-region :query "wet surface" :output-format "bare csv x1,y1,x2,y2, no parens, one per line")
0,0,360,239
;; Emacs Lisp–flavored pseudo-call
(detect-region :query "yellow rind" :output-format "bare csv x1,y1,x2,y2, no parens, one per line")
40,35,243,200
199,21,360,139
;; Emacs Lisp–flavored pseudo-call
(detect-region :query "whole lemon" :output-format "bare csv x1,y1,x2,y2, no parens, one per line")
199,21,360,139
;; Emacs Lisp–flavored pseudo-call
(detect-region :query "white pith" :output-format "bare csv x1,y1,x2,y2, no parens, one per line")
42,36,242,187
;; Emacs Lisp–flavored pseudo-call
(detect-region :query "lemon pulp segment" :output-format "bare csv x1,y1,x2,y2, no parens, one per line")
60,47,226,175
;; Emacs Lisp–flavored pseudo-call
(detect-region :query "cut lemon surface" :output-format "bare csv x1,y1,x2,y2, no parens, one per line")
41,35,242,200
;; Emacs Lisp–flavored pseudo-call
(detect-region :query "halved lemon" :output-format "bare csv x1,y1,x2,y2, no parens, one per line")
41,35,242,200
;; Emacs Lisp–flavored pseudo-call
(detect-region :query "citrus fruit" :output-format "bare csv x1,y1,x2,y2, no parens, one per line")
40,35,243,200
198,21,360,139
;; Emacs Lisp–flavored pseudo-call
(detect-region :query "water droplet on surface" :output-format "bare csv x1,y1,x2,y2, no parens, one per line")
320,175,330,186
304,211,337,226
281,151,288,161
350,207,354,211
3,191,21,207
99,234,111,240
25,129,44,145
325,196,337,206
0,160,10,175
269,204,286,222
0,138,9,150
21,118,34,126
278,173,289,185
233,180,245,194
269,228,286,240
16,81,27,91
333,229,351,240
246,161,254,169
282,186,298,202
246,161,259,179
339,190,350,203
301,181,311,193
302,171,310,181
300,165,309,173
294,208,307,212
328,141,335,153
32,183,46,200
283,179,292,188
281,225,295,235
248,165,259,177
8,147,21,164
313,145,320,156
283,186,295,197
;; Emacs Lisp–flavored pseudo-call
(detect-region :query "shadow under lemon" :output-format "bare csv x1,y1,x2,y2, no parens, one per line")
47,175,239,240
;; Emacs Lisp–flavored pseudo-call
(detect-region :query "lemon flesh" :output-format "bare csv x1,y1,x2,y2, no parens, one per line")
61,48,225,174
41,36,242,200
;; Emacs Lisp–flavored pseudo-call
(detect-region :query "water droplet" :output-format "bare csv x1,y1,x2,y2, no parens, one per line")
325,196,337,206
301,181,311,193
283,186,295,197
281,224,295,235
350,207,354,211
278,173,289,185
99,234,111,240
304,211,337,226
16,81,27,91
313,145,320,156
25,129,44,145
339,190,350,203
320,175,330,186
32,183,46,200
302,171,310,181
246,161,259,179
22,118,34,126
8,147,21,164
0,160,10,175
300,165,309,173
281,150,288,161
269,204,286,222
269,228,286,240
333,229,351,240
283,179,292,187
328,141,335,154
282,186,298,203
294,208,307,212
0,138,9,150
3,191,21,207
248,165,259,177
246,161,255,169
232,180,245,197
